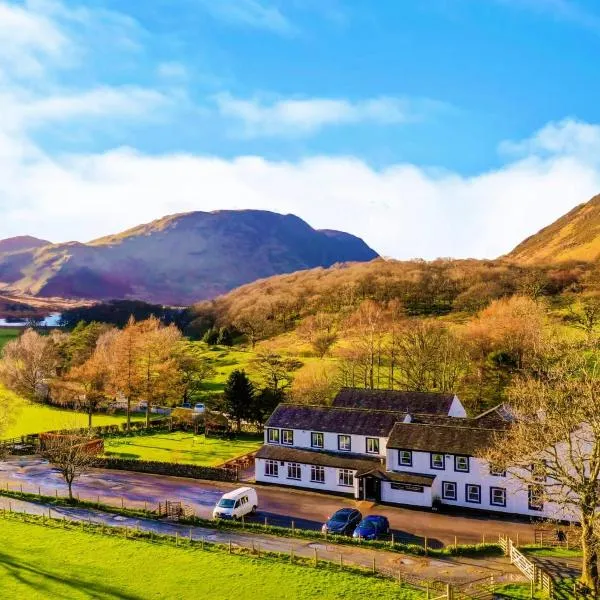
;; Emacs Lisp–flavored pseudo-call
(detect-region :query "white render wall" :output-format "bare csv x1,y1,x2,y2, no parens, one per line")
255,458,359,497
381,482,432,507
386,448,571,520
264,428,388,459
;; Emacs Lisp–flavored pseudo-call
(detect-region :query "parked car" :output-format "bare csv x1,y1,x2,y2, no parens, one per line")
321,508,362,535
193,402,206,413
181,402,192,409
352,515,390,540
213,487,258,520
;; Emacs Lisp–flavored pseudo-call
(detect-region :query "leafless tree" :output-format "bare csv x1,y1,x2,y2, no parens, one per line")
485,348,600,593
41,433,101,500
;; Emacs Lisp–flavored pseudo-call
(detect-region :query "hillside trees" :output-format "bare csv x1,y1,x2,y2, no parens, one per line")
172,342,216,404
223,370,254,433
0,329,60,401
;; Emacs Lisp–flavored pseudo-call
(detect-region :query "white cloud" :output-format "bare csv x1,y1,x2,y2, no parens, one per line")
196,0,294,35
213,93,444,137
1,118,599,260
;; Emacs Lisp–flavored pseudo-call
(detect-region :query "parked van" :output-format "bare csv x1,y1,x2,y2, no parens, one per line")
212,487,258,520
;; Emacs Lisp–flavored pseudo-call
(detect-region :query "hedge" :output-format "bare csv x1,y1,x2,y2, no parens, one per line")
91,457,239,482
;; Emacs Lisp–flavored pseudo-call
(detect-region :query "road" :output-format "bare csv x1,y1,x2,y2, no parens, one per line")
0,495,525,587
0,456,538,549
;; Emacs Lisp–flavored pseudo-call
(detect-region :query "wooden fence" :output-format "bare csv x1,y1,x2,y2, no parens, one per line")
500,535,554,597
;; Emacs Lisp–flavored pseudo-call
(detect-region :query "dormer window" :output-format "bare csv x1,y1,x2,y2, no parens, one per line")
311,432,324,449
281,429,294,446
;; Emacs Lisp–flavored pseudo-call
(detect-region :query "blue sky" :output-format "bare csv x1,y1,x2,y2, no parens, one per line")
2,0,600,258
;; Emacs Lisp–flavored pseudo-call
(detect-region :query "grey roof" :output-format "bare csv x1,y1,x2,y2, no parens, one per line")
355,468,435,487
265,403,404,437
255,444,382,471
332,388,456,415
387,422,501,456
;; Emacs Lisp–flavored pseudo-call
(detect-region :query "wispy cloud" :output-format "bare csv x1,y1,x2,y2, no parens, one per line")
196,0,294,35
213,93,446,137
497,0,600,33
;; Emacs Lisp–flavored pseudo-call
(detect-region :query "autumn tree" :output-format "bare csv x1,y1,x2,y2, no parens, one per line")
172,341,216,404
0,329,59,401
250,351,302,392
136,317,183,426
65,321,113,368
566,295,600,343
223,370,254,432
108,317,142,431
289,363,339,405
41,432,100,500
485,348,600,593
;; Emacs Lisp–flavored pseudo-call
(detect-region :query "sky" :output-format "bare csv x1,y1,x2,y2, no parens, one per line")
2,0,600,259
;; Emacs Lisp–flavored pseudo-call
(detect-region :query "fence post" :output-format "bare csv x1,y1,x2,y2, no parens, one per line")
426,583,430,599
424,536,428,555
38,486,41,497
228,540,232,554
391,532,394,548
264,516,267,529
189,528,192,542
291,520,295,534
454,535,457,551
176,532,179,546
446,583,452,600
121,497,124,509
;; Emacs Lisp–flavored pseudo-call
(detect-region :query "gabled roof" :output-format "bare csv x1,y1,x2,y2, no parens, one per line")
265,404,404,437
332,388,456,415
387,422,501,456
255,444,382,471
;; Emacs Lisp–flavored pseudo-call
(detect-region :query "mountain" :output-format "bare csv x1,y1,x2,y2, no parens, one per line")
0,236,50,254
0,210,378,305
507,193,600,264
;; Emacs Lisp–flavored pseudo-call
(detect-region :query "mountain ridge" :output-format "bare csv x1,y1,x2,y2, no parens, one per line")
0,210,378,305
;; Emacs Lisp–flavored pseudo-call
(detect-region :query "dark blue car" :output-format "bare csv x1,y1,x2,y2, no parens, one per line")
321,508,362,535
352,515,390,540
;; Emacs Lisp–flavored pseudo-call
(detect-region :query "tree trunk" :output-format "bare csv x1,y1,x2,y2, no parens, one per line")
146,404,150,428
581,514,599,593
88,410,92,429
126,397,131,432
236,418,241,433
67,479,73,501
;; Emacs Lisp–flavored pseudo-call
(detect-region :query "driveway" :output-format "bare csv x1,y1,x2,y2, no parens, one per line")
0,456,538,548
0,495,525,586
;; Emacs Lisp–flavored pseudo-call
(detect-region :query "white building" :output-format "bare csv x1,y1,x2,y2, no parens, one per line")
254,388,566,520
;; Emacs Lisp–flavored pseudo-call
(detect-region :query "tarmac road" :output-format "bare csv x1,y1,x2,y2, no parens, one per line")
0,456,539,549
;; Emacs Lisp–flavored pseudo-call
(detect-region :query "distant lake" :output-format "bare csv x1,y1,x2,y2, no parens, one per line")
0,313,62,327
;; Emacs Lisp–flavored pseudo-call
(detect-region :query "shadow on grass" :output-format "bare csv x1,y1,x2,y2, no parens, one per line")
0,550,143,600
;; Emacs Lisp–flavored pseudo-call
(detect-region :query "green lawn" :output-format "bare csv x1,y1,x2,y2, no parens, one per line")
1,386,138,439
104,431,262,465
0,327,20,351
0,518,421,599
521,545,582,559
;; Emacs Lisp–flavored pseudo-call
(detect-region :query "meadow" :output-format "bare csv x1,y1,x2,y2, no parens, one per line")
104,431,262,465
0,518,422,599
0,327,20,350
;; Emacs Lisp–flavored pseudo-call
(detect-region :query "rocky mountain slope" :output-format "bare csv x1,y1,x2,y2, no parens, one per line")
0,210,378,305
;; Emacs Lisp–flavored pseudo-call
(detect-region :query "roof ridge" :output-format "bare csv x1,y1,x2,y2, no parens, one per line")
473,403,507,419
279,403,406,415
339,387,455,397
394,421,502,433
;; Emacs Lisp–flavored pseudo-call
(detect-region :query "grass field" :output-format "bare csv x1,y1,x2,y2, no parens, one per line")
104,431,263,465
0,327,20,350
0,518,421,599
1,386,139,439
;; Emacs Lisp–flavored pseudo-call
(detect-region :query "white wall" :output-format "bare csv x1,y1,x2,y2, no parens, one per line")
381,481,432,507
255,458,359,497
264,427,387,458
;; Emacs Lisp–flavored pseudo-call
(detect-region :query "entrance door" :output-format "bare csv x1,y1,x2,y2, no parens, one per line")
364,477,381,502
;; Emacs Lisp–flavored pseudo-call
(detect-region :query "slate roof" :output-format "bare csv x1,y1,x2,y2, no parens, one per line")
255,444,382,471
332,388,456,415
265,404,404,437
387,422,501,456
355,468,436,487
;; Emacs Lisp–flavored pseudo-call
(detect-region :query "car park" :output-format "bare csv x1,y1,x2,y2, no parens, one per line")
352,515,390,540
321,508,362,535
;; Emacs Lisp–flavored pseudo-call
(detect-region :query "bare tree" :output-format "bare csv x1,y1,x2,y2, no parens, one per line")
485,349,600,593
250,351,302,391
41,432,101,500
0,329,59,401
567,295,600,343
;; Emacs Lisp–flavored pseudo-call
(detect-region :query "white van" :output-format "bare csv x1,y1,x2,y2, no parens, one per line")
212,487,258,520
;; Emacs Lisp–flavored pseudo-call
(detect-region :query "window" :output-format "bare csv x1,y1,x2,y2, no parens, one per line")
366,437,380,454
287,463,301,480
454,456,469,473
490,465,506,477
490,487,506,507
267,428,279,444
430,453,445,470
465,484,481,504
338,469,354,487
398,450,412,467
265,459,279,477
528,485,544,511
338,435,351,452
442,481,457,500
281,429,294,446
310,465,325,483
391,483,424,493
311,432,324,449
